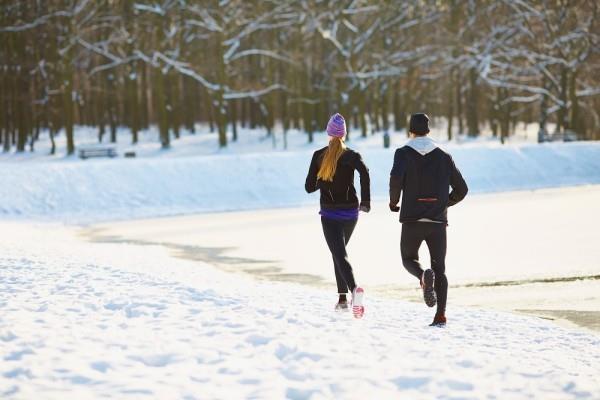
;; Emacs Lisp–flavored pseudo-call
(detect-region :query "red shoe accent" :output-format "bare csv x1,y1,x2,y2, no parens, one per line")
430,314,446,327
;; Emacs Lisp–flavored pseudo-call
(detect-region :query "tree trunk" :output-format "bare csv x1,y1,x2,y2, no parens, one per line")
569,70,584,139
155,69,170,148
49,127,56,155
538,78,549,143
358,83,367,137
129,64,140,144
214,32,227,147
447,70,455,141
230,100,238,142
63,65,75,154
456,74,463,135
466,68,479,137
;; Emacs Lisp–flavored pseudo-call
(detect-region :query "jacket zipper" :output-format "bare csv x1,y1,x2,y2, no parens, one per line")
346,187,349,201
328,189,334,201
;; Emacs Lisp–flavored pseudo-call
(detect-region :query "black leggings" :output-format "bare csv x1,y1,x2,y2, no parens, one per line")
401,222,448,314
321,217,358,294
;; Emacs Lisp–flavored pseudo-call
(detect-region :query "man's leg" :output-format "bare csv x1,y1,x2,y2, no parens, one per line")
425,224,448,315
400,222,425,280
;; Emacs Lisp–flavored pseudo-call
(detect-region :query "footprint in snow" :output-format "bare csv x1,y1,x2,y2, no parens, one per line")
129,354,179,367
286,387,318,400
3,348,34,361
246,334,272,346
3,368,33,379
0,331,17,342
90,361,111,373
391,375,430,389
444,379,474,391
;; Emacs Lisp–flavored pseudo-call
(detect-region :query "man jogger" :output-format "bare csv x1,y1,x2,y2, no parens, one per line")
389,113,468,326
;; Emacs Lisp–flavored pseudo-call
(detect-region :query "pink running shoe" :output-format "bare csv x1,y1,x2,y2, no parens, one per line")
352,287,365,319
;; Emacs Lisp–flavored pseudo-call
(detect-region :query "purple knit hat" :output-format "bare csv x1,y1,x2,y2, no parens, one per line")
326,113,346,138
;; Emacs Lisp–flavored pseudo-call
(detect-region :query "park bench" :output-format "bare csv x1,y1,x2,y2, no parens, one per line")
78,147,117,160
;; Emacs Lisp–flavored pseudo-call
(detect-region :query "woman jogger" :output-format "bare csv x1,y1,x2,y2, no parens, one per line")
305,113,371,318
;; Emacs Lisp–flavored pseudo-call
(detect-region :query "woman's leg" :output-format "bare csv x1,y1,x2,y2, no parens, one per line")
343,219,357,245
321,217,357,292
338,219,358,295
332,256,348,294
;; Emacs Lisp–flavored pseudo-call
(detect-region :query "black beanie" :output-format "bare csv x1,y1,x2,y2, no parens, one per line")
409,113,430,135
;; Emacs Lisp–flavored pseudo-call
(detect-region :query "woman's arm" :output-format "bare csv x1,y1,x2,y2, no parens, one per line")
354,152,371,210
305,152,320,193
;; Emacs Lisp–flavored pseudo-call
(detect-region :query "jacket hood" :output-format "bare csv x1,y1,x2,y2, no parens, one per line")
406,136,438,155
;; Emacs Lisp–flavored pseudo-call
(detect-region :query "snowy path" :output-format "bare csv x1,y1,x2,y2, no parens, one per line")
88,186,600,322
1,222,599,399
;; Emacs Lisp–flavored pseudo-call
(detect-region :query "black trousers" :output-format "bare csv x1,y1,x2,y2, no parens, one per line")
401,222,448,314
321,217,358,294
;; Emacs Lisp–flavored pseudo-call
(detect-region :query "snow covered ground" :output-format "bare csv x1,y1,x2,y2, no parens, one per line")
85,185,600,334
2,131,600,398
1,222,599,399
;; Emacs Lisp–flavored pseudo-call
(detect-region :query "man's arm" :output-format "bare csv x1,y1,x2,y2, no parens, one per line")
389,148,406,211
448,155,468,207
305,152,320,193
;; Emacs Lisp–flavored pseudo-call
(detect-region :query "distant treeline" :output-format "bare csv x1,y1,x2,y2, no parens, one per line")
1,0,599,154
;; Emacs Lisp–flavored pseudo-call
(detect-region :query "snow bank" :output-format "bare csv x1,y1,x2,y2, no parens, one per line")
2,142,600,222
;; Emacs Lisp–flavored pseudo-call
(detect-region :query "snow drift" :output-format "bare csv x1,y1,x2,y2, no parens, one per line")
2,141,600,222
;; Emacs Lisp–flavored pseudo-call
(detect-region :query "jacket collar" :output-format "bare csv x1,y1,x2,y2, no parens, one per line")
406,136,438,155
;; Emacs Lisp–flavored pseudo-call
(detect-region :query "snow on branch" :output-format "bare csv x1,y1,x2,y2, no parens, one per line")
76,38,122,63
185,7,223,32
481,75,564,106
318,25,350,58
341,5,379,15
133,3,166,16
135,50,222,92
0,0,91,32
576,87,600,98
223,84,288,100
227,49,299,66
336,67,407,80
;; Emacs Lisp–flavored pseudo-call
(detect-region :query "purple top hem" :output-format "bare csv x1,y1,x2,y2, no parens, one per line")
319,208,359,221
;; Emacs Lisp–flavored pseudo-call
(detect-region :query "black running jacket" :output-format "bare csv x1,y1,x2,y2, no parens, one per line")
389,146,468,223
305,147,370,210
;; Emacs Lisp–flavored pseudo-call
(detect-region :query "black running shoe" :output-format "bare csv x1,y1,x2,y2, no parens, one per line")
420,269,436,308
429,313,446,327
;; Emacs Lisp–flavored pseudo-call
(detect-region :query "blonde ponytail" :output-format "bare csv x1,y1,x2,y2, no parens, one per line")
317,137,346,182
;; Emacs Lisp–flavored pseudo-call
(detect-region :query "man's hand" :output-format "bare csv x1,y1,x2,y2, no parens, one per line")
359,202,371,213
389,203,400,212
